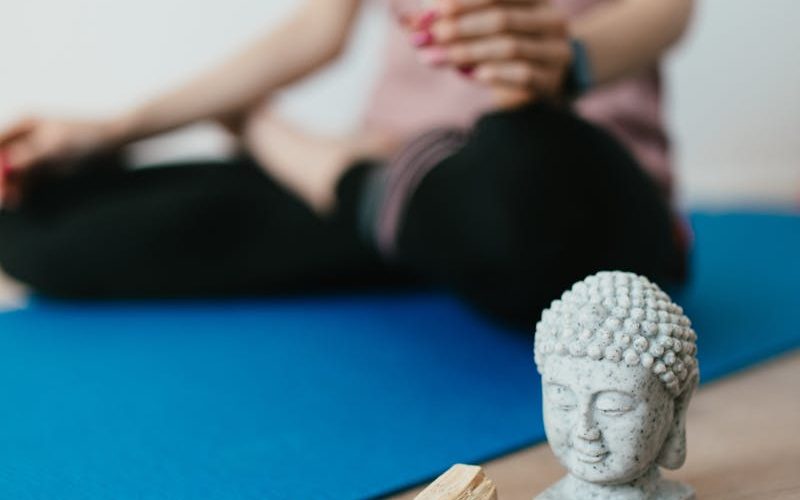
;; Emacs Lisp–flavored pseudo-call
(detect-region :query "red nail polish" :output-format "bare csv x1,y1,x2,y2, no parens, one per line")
417,10,439,30
410,31,434,47
0,150,9,207
458,65,475,77
0,150,11,176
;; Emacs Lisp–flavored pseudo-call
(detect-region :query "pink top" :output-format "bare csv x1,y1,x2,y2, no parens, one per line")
363,0,672,195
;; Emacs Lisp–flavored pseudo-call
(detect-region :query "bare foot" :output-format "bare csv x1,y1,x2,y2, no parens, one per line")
0,268,27,311
242,111,396,214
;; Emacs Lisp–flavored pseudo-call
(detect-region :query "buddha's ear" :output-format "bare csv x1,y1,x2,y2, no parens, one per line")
657,372,698,469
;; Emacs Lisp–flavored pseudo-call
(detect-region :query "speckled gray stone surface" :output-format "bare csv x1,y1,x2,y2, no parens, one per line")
533,271,698,500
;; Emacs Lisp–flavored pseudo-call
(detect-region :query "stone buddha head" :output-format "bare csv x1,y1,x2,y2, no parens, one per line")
533,271,699,499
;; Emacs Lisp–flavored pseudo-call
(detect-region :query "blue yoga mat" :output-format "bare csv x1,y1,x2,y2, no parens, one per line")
0,211,798,499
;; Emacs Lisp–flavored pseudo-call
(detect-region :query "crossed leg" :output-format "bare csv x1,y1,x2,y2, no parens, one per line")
0,103,684,327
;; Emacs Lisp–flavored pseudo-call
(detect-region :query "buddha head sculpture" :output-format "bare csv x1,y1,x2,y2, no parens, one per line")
533,271,699,500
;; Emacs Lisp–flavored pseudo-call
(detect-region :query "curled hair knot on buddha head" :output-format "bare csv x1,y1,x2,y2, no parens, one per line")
534,271,699,396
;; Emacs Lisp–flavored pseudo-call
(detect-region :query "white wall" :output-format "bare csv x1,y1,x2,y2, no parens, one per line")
1,0,798,206
667,0,800,207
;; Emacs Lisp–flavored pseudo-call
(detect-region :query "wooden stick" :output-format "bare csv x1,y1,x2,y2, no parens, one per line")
414,464,498,500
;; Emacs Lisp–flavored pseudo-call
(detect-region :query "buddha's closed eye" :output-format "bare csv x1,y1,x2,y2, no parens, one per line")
545,383,577,410
595,391,637,416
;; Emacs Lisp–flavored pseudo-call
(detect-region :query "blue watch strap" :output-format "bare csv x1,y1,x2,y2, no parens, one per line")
566,38,594,98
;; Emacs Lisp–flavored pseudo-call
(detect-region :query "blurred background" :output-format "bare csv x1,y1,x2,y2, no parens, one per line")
1,0,798,210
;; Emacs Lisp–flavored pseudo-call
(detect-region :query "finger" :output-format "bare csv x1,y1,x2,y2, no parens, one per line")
446,36,570,66
0,149,12,178
474,61,557,91
0,150,8,207
432,6,566,43
0,150,21,210
0,117,37,146
1,142,48,210
437,0,542,17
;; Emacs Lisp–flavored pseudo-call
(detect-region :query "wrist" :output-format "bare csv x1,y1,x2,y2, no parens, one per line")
563,38,594,100
104,112,139,147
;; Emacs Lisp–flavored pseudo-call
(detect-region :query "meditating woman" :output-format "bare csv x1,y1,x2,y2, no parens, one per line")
0,0,693,326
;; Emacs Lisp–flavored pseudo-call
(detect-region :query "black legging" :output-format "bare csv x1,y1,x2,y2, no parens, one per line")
0,103,685,327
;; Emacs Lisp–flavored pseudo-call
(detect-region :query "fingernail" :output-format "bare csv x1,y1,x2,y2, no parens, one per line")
416,10,439,30
0,151,7,210
418,47,447,66
410,30,434,47
0,150,11,176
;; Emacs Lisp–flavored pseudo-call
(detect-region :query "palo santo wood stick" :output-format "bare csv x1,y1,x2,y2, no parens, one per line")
414,464,498,500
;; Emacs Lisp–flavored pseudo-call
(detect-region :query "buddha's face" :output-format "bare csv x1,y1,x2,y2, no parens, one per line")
542,355,675,485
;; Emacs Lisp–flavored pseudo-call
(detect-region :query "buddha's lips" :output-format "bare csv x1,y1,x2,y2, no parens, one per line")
574,449,609,463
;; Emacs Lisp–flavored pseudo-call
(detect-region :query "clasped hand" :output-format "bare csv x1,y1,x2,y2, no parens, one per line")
410,0,572,105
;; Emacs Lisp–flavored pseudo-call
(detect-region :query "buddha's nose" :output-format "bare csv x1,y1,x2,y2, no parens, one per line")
577,425,601,441
576,408,601,441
